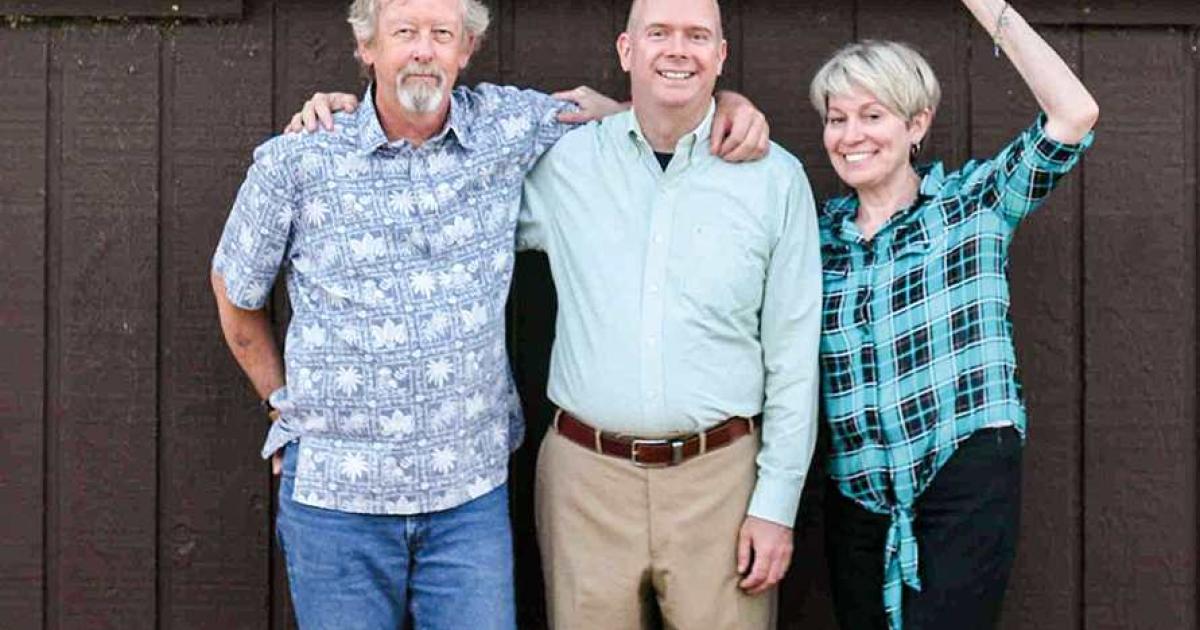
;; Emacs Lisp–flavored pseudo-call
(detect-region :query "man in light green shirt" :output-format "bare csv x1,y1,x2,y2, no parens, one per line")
519,0,821,627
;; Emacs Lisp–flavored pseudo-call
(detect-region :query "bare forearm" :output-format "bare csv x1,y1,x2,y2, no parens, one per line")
212,272,285,399
962,0,1099,142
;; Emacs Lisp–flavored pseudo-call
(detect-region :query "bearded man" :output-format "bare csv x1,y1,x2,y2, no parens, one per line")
211,0,767,627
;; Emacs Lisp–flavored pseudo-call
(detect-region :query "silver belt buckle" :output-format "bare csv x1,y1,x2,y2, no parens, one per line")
630,438,686,467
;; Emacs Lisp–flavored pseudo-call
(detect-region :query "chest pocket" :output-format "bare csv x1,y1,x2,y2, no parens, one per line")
820,243,857,333
681,221,764,314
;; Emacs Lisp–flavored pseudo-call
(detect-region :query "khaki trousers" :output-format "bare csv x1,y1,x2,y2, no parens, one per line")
534,428,776,630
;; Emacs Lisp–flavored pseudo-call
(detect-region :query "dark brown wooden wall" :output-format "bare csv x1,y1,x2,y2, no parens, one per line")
0,1,1196,629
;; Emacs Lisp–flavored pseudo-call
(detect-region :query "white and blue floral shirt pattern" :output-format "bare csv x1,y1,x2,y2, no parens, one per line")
213,84,569,514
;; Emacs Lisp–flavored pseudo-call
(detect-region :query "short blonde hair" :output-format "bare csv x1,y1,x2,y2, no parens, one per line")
347,0,491,46
809,40,941,121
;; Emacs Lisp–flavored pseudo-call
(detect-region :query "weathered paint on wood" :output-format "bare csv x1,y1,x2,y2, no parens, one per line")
741,0,853,202
49,24,161,630
1083,28,1197,630
500,4,629,627
1019,0,1200,26
0,0,241,18
269,3,362,627
2,2,1199,629
972,27,1087,630
157,1,274,628
858,0,971,169
0,25,48,630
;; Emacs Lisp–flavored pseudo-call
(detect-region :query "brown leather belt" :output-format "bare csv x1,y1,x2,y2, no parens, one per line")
553,409,755,468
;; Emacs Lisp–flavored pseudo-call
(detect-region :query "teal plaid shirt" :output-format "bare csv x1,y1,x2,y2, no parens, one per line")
818,115,1093,630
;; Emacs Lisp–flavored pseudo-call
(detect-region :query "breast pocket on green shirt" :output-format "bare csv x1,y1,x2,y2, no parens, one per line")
681,221,764,314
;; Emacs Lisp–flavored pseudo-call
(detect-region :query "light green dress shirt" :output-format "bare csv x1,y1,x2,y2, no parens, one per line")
517,103,822,526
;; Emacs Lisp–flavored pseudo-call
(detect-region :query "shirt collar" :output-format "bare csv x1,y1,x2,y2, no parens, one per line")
355,84,476,156
622,99,716,164
822,161,947,243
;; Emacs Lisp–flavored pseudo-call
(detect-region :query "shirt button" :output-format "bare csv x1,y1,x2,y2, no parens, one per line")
648,284,660,293
653,235,664,244
647,336,657,345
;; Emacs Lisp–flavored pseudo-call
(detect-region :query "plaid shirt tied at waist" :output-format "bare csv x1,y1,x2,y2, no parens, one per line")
817,114,1094,630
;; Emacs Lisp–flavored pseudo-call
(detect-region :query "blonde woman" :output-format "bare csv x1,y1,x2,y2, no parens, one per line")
810,1,1098,629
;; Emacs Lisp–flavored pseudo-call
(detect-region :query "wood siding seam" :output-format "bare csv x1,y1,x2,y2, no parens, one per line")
36,27,49,630
1076,27,1087,630
1192,26,1200,630
267,2,281,628
154,29,167,630
44,27,62,630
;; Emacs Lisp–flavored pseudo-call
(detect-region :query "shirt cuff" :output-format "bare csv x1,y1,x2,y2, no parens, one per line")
259,386,300,459
1030,112,1095,173
747,472,805,528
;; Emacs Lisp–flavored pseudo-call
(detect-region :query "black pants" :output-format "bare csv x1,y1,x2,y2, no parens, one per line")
825,427,1023,630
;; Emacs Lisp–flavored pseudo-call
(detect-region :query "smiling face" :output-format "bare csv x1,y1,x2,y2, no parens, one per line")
356,0,476,116
617,0,727,113
823,86,931,193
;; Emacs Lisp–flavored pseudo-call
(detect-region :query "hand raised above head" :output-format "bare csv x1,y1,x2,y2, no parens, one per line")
283,92,361,134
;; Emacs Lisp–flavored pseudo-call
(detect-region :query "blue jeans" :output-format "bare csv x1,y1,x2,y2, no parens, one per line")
276,443,516,630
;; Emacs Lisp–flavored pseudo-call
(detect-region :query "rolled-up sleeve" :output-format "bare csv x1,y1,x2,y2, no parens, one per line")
989,113,1094,228
748,164,823,527
212,139,297,309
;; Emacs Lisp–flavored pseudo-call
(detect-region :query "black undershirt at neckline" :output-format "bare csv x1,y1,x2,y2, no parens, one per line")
653,151,673,171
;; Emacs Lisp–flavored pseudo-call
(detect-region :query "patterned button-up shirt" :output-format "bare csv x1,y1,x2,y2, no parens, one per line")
818,115,1093,630
213,84,568,514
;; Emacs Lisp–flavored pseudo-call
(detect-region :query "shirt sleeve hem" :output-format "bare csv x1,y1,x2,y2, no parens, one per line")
747,474,805,528
211,256,272,311
1031,112,1095,171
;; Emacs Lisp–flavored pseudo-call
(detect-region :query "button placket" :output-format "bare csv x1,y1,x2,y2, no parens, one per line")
640,186,674,421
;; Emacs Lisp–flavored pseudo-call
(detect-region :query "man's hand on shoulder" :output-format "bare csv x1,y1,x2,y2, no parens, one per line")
283,92,361,134
712,90,770,163
552,85,627,124
737,515,794,596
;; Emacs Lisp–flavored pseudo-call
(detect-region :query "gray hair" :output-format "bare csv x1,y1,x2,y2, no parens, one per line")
347,0,491,46
809,40,941,121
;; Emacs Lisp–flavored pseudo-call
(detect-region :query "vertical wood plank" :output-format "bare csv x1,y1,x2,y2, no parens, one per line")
270,3,360,627
717,0,742,93
459,0,501,86
857,0,970,168
971,26,1086,630
273,0,363,129
0,26,48,630
740,4,852,629
49,24,161,630
1083,28,1197,630
158,0,275,627
740,0,853,201
501,0,625,97
501,2,626,626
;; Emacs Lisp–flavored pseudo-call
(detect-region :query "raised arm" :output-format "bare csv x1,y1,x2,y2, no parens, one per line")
962,0,1099,143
